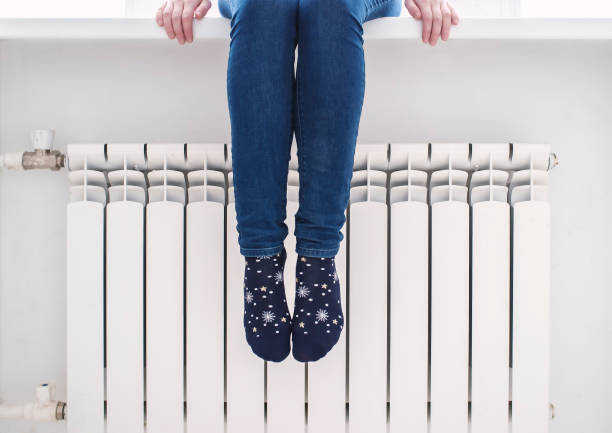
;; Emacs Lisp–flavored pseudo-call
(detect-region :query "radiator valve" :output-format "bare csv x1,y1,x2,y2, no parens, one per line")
22,148,65,171
0,130,65,171
22,130,65,170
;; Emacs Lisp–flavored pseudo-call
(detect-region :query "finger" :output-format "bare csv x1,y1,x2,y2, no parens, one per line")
441,3,452,41
194,0,212,19
163,2,175,39
155,3,165,26
449,4,459,25
172,3,186,44
416,0,432,44
430,2,442,45
405,0,422,20
183,6,194,42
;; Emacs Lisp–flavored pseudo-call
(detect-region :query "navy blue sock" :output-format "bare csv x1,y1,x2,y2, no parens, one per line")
291,255,344,362
243,247,291,362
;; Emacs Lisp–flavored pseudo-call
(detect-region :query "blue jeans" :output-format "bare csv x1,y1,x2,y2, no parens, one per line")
220,0,401,258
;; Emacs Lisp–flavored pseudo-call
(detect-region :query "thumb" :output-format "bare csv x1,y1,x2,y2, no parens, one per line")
194,0,212,19
405,0,422,20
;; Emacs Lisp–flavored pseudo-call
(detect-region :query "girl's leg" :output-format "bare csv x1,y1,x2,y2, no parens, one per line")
290,0,401,362
293,0,401,259
224,0,299,258
222,0,299,362
292,0,363,259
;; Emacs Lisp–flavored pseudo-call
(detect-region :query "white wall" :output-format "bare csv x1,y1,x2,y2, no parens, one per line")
0,38,611,432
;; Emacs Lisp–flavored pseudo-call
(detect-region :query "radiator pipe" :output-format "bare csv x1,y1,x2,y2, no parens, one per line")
0,384,66,422
0,130,65,171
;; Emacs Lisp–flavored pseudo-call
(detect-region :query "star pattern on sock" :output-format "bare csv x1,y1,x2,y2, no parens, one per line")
291,255,344,362
243,247,291,362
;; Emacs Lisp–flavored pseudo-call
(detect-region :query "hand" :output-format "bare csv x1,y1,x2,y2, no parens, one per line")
155,0,212,44
405,0,459,46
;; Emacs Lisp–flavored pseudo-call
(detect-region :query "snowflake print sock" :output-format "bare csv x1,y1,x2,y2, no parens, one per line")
243,246,292,362
291,254,344,362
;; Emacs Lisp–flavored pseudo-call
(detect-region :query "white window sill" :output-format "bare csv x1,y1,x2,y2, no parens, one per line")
0,17,611,40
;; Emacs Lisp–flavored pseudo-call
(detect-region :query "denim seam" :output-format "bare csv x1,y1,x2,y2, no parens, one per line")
297,73,306,190
296,246,339,258
295,47,306,232
356,34,366,172
240,244,284,257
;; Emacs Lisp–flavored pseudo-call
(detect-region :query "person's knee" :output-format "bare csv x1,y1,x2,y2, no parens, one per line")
227,0,298,67
299,0,366,30
334,0,367,19
231,0,297,26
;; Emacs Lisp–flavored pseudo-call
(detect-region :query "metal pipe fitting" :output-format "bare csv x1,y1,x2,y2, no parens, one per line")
21,148,65,170
0,130,66,171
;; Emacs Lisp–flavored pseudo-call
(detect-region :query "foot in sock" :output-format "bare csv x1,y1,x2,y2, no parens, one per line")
243,247,291,362
291,254,344,362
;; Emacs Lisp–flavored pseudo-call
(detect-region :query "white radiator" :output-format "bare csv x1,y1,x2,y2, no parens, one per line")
65,142,552,433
